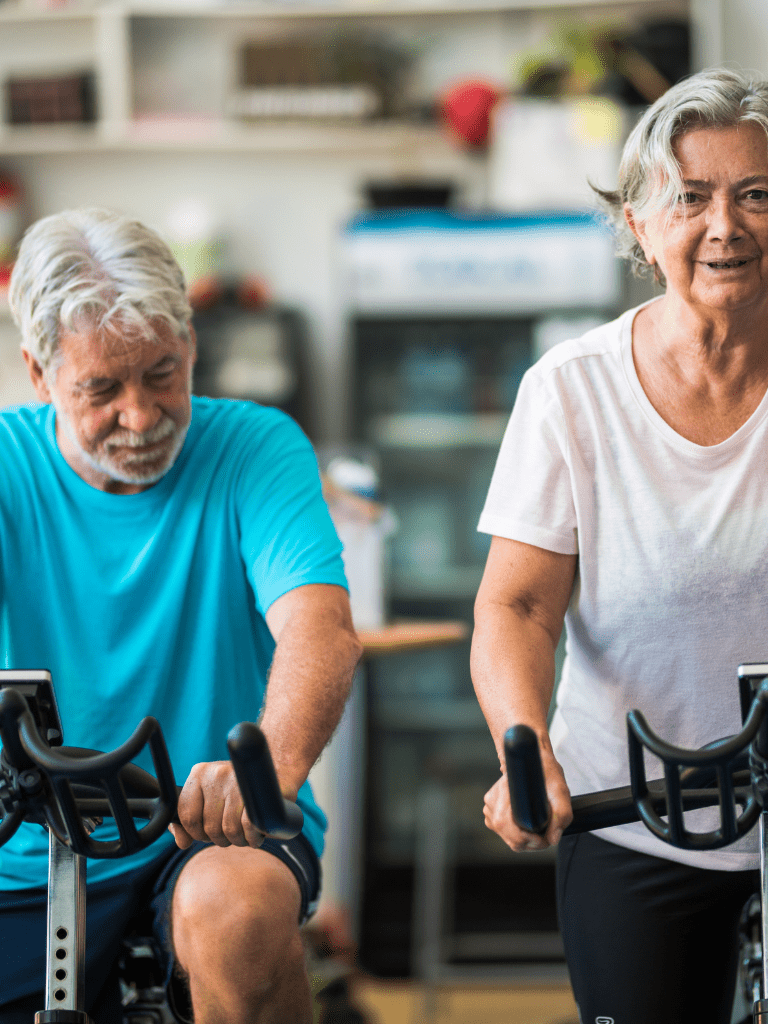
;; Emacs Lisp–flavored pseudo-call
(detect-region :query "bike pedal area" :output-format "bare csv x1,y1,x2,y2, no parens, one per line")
118,933,181,1024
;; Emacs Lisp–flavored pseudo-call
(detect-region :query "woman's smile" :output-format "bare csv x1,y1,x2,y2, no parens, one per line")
700,256,756,269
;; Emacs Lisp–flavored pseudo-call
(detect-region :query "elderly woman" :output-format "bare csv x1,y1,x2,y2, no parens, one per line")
472,67,768,1023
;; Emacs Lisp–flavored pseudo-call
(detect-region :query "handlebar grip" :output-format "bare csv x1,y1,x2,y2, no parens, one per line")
226,722,304,841
504,725,551,836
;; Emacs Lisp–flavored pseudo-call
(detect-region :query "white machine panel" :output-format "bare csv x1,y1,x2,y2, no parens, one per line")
342,211,621,314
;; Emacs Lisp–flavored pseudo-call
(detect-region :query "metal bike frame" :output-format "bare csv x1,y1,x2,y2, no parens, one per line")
38,833,90,1024
757,813,768,1023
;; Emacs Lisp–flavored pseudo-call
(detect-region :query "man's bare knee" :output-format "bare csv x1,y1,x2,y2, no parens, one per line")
170,847,303,988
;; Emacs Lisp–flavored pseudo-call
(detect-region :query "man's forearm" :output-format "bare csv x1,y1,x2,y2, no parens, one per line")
259,613,362,799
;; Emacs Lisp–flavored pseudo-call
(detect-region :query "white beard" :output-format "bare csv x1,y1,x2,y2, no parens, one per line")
55,408,189,486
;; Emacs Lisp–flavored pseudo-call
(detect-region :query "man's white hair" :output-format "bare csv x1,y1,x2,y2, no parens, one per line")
595,68,768,280
9,207,193,374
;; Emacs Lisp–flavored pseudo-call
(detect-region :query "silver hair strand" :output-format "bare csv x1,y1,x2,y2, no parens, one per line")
9,207,193,375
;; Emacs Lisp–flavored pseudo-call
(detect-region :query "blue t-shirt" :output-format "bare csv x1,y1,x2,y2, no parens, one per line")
0,396,348,889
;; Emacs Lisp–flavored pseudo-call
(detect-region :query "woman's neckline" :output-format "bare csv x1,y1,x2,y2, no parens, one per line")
621,298,768,452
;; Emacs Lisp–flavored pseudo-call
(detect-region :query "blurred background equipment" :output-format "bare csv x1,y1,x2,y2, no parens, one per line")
488,95,625,211
363,179,456,210
193,293,315,438
343,208,619,314
322,453,397,631
341,207,620,980
163,198,314,431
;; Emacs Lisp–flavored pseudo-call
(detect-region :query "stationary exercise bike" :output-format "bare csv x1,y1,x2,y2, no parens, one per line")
505,663,768,1024
0,669,328,1024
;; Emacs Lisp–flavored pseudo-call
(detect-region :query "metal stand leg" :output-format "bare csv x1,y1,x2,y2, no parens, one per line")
35,831,91,1024
753,813,768,1023
412,780,450,1024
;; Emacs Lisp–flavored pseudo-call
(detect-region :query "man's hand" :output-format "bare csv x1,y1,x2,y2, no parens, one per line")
483,752,572,852
170,760,275,850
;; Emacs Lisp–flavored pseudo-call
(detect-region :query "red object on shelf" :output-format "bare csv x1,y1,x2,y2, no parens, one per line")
0,173,23,268
439,79,504,149
0,179,19,202
187,274,225,311
236,275,271,310
0,264,12,312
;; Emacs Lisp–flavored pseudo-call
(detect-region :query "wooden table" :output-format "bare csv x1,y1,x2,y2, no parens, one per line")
357,619,469,658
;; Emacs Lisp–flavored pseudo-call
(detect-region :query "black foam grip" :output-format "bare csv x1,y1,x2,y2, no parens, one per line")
504,725,551,835
226,722,304,840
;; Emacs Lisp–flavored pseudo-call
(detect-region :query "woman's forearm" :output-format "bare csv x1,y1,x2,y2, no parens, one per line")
471,599,559,769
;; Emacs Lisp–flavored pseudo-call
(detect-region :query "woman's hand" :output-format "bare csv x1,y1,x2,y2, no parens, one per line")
472,537,577,851
483,750,572,852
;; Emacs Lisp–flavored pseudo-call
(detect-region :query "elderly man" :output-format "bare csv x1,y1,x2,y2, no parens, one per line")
0,207,362,1024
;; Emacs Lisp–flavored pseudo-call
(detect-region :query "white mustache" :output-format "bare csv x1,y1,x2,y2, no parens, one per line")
106,417,176,450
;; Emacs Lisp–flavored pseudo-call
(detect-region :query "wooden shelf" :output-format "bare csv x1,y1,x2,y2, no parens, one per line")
0,0,688,23
0,125,103,155
122,0,684,18
0,4,97,22
0,119,453,155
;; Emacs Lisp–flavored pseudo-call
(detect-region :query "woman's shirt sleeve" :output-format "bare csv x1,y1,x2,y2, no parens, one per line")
478,364,578,555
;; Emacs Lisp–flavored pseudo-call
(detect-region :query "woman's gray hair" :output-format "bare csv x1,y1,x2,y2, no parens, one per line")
9,207,193,374
596,68,768,279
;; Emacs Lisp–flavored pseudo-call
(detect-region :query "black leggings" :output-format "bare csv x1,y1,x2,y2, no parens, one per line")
557,832,758,1024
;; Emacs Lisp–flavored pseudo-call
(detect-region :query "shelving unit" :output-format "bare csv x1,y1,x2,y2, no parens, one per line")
0,0,698,156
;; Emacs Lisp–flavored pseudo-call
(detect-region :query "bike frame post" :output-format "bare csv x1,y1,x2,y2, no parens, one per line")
35,830,91,1024
753,813,768,1023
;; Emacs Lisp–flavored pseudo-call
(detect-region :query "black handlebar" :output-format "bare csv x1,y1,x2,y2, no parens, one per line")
626,703,761,849
0,687,178,857
0,687,303,858
505,675,768,853
504,724,550,835
227,722,304,841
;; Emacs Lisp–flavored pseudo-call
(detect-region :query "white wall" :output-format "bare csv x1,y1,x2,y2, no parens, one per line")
723,0,768,76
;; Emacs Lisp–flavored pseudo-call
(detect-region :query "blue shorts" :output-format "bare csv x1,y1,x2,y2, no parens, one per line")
0,832,321,1024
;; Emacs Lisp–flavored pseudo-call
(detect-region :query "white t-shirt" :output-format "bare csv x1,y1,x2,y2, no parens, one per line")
478,299,768,870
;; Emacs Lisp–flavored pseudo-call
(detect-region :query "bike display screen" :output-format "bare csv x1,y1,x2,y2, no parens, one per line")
0,670,63,746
